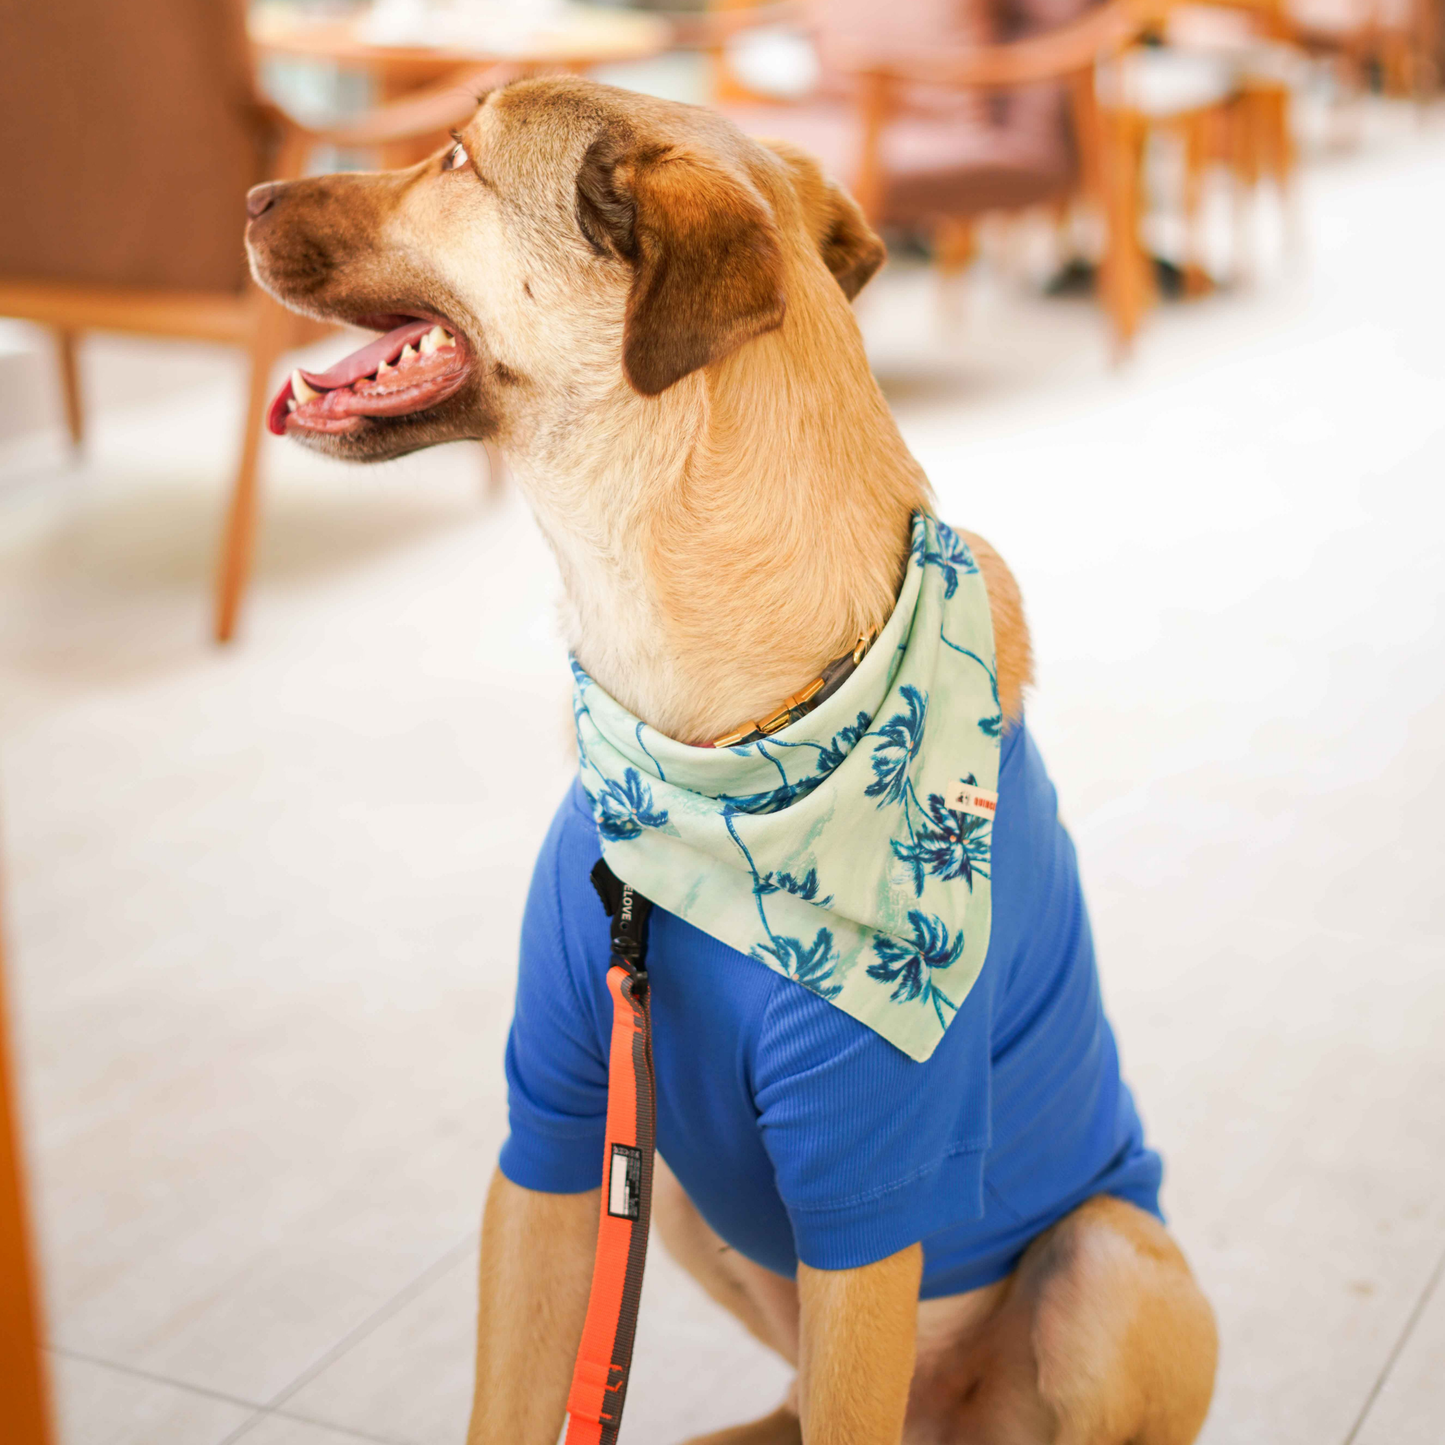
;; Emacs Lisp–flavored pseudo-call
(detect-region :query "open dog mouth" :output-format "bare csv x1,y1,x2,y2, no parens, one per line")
267,315,470,437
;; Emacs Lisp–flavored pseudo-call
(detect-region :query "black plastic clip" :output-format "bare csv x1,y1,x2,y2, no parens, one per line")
590,858,654,990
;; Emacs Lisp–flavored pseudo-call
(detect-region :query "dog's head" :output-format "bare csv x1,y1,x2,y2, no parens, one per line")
245,77,884,462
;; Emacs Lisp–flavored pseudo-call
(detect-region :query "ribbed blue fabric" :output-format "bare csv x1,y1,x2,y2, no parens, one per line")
500,721,1162,1296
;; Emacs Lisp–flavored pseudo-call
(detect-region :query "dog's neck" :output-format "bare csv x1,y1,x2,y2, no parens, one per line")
510,290,929,745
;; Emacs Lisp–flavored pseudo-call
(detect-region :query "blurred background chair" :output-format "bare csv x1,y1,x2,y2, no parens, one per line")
1103,0,1300,295
0,0,486,643
1285,0,1439,101
696,0,1152,352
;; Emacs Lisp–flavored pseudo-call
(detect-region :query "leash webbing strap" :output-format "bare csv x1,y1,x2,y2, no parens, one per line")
564,861,656,1445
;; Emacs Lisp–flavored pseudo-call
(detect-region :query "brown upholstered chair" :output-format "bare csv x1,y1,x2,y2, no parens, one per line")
0,0,486,642
702,0,1151,351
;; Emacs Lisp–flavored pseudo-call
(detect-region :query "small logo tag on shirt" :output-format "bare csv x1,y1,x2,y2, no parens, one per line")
944,780,999,819
607,1143,642,1220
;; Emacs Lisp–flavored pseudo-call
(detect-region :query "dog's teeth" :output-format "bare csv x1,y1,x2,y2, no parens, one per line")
421,324,450,355
375,358,391,376
399,343,417,363
438,329,455,349
286,399,297,412
291,370,319,404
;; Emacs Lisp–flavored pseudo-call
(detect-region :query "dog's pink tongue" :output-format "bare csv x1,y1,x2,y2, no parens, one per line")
266,319,435,435
298,318,433,391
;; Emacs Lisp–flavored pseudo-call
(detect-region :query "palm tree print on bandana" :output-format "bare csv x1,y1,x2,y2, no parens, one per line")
571,514,1000,1062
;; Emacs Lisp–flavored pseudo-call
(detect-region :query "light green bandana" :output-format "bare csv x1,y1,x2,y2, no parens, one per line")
571,513,1000,1061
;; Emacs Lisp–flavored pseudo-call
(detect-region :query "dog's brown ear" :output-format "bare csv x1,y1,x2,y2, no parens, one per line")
577,136,786,396
760,139,885,300
818,181,886,299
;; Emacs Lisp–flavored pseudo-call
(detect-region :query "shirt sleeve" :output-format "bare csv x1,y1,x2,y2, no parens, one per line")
498,795,610,1194
752,974,990,1271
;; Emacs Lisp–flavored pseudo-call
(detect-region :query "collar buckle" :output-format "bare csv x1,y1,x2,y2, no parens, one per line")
709,631,878,749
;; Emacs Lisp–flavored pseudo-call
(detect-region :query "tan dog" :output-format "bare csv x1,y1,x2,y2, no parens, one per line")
246,77,1217,1445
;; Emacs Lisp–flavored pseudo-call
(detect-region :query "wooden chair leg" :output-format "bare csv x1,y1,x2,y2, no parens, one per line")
1181,112,1213,298
1,874,56,1445
852,70,891,225
1245,82,1299,257
1049,196,1074,272
933,218,979,332
1332,52,1366,150
1227,95,1257,286
934,218,979,277
213,296,291,645
52,328,83,450
1097,107,1151,360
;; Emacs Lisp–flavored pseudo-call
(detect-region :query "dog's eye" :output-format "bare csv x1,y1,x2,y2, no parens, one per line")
443,141,468,172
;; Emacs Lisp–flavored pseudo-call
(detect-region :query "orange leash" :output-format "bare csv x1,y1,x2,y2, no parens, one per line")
565,861,656,1445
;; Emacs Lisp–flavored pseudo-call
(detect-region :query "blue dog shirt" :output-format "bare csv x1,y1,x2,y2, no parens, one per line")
500,718,1162,1297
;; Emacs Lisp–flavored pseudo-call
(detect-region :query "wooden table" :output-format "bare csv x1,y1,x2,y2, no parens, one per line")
249,2,670,161
251,2,673,71
251,2,674,161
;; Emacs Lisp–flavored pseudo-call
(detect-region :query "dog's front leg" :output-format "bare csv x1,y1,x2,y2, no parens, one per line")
795,1244,922,1444
465,1167,597,1445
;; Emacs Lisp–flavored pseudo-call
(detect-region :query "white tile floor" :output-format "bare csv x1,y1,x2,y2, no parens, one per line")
2,108,1443,1445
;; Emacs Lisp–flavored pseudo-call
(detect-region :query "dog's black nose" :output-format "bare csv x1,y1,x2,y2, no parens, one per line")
246,183,279,220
